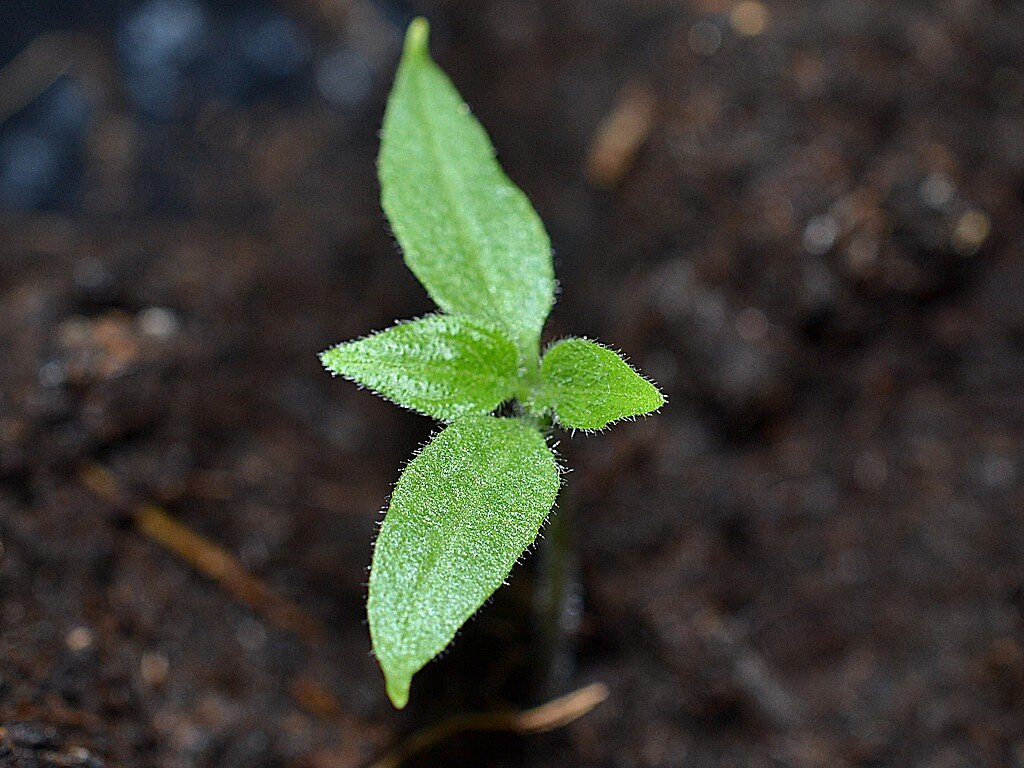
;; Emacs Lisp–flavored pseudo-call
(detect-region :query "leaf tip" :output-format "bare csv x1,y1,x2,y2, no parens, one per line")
384,670,412,709
648,383,667,412
404,17,430,59
318,346,336,370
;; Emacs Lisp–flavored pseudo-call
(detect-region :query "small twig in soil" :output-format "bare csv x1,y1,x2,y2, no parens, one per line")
78,462,324,643
134,502,324,641
585,82,658,189
368,682,609,768
0,699,104,731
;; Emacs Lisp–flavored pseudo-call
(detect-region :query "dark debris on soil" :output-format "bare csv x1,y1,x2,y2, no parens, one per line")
2,0,1024,766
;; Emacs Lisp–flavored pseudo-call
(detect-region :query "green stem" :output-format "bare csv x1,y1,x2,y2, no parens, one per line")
532,499,580,698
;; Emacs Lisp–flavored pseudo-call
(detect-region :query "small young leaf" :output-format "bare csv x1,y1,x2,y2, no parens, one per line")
539,338,664,430
319,314,519,422
379,19,555,358
368,416,560,708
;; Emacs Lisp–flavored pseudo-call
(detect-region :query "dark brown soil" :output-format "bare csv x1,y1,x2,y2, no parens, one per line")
2,1,1024,766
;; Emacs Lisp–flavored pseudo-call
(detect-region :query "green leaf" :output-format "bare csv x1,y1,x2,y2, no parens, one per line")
368,416,560,708
539,338,665,430
379,18,555,358
319,314,519,422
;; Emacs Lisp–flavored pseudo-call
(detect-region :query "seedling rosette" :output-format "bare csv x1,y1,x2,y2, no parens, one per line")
320,18,664,708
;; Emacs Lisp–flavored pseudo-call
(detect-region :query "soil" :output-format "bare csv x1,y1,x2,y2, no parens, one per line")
2,0,1024,766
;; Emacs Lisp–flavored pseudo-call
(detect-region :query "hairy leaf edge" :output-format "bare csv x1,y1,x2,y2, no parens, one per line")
538,336,668,434
318,313,520,423
367,417,566,707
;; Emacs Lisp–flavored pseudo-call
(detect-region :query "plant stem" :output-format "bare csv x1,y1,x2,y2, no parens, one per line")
532,500,581,698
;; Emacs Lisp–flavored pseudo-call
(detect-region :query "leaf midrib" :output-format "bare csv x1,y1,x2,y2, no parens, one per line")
386,427,535,666
408,59,507,340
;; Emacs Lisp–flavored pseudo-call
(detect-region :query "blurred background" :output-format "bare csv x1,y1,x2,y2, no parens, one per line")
1,0,1023,765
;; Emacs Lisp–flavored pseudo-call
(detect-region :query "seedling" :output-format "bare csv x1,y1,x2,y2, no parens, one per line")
320,18,664,709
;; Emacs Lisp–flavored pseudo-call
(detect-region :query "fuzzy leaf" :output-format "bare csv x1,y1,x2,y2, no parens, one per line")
378,19,555,358
368,416,560,708
539,338,664,430
319,315,519,422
